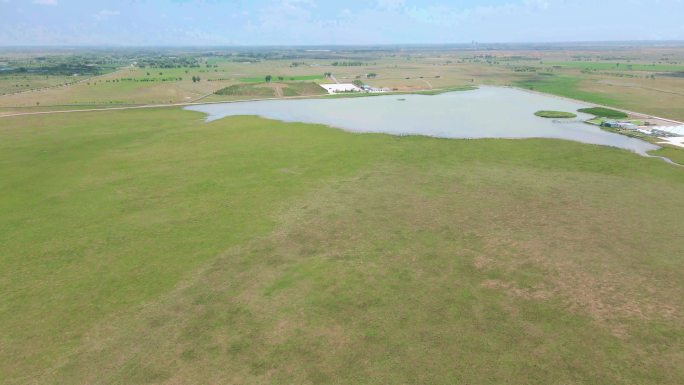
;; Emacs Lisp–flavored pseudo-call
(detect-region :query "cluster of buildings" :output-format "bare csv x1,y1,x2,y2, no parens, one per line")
651,125,684,137
319,83,362,93
600,120,649,134
652,125,684,148
319,83,389,94
601,120,637,130
601,120,684,148
601,120,684,136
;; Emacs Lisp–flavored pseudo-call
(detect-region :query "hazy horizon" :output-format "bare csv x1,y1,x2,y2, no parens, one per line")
3,40,684,50
1,0,683,47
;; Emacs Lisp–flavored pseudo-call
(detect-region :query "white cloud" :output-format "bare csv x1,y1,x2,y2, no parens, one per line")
94,9,120,20
32,0,57,5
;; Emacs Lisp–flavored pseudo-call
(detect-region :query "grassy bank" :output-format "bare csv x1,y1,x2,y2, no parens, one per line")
1,110,683,384
404,85,478,95
323,86,478,99
649,146,684,165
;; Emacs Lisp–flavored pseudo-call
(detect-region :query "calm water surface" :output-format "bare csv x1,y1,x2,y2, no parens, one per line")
186,86,658,155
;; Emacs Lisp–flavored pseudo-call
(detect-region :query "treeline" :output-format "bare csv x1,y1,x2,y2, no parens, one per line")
513,66,538,72
136,56,201,69
331,61,364,66
5,63,105,76
580,70,656,79
1,54,123,76
112,77,184,82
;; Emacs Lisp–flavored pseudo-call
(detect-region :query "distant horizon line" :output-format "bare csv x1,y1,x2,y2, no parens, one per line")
1,40,684,50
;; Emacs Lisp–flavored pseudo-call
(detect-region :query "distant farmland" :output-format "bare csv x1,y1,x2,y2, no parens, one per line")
239,74,325,83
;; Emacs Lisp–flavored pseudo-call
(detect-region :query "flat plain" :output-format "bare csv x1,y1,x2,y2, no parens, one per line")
3,45,684,122
1,45,684,384
1,107,683,384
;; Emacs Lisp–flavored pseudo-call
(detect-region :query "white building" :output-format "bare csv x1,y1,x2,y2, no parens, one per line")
319,83,362,94
652,125,684,136
657,137,684,149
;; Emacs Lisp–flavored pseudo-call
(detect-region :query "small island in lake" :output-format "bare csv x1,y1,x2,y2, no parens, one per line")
534,110,578,118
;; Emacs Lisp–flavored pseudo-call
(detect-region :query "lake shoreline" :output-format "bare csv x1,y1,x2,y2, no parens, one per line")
186,86,661,157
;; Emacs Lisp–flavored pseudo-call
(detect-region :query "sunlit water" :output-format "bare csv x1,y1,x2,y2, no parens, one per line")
185,86,659,155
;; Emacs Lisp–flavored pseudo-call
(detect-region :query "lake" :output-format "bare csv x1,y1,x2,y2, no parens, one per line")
185,86,659,155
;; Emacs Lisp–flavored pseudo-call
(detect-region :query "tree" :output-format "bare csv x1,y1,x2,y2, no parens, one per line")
352,79,364,88
278,76,284,81
265,75,272,82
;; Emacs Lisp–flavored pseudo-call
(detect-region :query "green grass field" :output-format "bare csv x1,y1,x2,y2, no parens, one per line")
402,85,478,95
578,107,629,119
0,73,91,95
1,108,683,384
240,75,325,83
515,75,620,106
282,82,328,96
214,83,276,97
547,61,684,72
649,147,684,165
534,110,578,118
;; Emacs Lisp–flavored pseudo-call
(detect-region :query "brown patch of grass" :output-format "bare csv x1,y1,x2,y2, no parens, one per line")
43,160,684,383
481,279,552,301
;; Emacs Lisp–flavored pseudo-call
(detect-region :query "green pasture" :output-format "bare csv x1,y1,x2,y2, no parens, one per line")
239,75,325,83
1,108,683,384
547,61,684,72
515,75,620,106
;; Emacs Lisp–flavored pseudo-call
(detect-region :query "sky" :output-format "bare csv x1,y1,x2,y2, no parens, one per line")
1,0,683,46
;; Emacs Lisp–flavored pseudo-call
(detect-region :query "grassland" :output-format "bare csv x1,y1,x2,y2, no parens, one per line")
534,110,578,118
239,75,325,83
649,147,684,165
214,83,276,97
213,82,327,99
578,107,629,119
514,75,621,106
1,108,683,384
0,73,91,95
282,82,328,96
547,61,684,72
401,85,479,95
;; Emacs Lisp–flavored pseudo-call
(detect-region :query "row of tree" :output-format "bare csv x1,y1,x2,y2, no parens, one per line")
264,75,291,82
